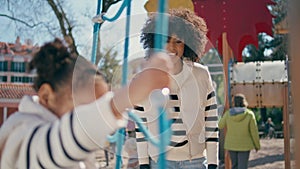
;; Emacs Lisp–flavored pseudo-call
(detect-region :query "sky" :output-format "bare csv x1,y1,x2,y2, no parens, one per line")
0,0,149,61
98,0,149,61
70,0,149,60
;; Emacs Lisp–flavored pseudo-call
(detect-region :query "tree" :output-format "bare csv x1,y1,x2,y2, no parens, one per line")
98,47,121,84
0,0,54,42
0,0,120,87
242,0,288,62
0,0,121,57
0,0,122,82
46,0,79,55
241,0,288,128
267,0,289,60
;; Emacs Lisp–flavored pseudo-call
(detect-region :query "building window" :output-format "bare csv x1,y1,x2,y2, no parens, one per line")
10,76,34,83
11,76,23,83
11,62,26,72
23,77,28,83
0,61,8,71
27,77,34,83
22,76,34,83
0,76,7,82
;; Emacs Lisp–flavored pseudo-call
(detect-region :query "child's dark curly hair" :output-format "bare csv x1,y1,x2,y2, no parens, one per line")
29,38,103,92
140,8,208,62
29,38,77,91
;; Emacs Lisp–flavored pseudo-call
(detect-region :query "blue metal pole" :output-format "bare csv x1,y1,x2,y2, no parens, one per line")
115,129,125,169
128,111,160,146
121,0,131,86
158,106,168,169
115,1,131,169
91,0,102,64
92,1,171,169
102,0,129,22
154,1,169,168
154,0,168,52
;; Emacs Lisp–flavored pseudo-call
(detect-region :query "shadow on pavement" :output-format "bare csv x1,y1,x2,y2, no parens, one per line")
248,154,284,167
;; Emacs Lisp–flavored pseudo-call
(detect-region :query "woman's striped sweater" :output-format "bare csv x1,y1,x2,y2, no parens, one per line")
134,61,219,166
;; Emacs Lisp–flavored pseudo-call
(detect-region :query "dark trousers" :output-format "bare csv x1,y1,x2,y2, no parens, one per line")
229,150,250,169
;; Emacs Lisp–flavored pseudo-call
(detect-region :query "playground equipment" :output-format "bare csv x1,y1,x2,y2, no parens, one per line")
227,59,291,168
92,0,172,169
229,59,291,167
230,60,287,108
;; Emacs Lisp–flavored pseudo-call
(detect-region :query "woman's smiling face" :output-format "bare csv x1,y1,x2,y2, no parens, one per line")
165,35,185,74
165,35,185,62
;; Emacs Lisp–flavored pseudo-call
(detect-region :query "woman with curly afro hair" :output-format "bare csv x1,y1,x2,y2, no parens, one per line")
134,8,219,169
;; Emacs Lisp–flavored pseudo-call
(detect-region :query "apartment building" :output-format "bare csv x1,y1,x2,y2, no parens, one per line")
0,38,36,125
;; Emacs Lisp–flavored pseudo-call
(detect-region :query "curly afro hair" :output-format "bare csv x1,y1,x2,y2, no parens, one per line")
140,8,208,62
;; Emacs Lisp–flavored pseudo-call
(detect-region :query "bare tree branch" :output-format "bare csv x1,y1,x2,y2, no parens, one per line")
56,1,77,53
6,0,10,10
46,0,79,55
47,0,67,36
0,13,42,28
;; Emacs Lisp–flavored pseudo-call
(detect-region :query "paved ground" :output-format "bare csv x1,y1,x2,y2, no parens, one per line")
95,149,129,169
97,138,294,169
220,138,294,169
248,138,285,169
248,138,296,169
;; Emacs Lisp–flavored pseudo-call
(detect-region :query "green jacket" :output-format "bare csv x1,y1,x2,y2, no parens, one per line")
219,107,260,151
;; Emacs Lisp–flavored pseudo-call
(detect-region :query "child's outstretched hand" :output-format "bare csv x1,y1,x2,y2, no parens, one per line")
139,52,173,90
111,52,172,117
144,52,173,73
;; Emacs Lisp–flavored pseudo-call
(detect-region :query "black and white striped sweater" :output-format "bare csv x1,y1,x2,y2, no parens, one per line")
0,92,127,169
134,62,219,166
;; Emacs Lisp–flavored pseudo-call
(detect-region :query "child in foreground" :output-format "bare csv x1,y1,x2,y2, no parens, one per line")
0,38,172,168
